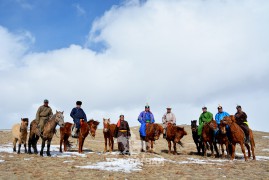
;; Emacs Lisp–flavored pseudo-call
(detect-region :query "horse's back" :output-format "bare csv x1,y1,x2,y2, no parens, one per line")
60,122,72,134
12,124,20,138
110,124,116,137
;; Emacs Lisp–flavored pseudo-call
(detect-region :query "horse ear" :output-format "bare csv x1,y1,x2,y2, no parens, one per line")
108,118,110,122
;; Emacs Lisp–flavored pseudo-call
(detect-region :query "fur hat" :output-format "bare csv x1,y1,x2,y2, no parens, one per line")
76,101,82,105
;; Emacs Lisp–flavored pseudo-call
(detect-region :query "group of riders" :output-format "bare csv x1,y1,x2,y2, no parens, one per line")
35,99,250,154
198,105,250,143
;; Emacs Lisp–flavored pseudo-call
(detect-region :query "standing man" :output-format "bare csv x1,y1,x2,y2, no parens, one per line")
70,101,87,138
162,106,176,138
115,114,131,155
215,105,230,126
235,105,250,143
198,106,213,136
138,104,155,152
36,99,53,135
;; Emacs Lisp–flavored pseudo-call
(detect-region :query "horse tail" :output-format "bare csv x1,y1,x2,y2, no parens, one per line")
250,129,255,148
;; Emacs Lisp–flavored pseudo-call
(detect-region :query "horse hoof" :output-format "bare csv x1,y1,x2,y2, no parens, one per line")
47,154,51,157
17,152,20,154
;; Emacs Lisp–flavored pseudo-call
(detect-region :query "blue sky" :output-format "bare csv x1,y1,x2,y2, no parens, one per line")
0,0,123,52
0,0,268,132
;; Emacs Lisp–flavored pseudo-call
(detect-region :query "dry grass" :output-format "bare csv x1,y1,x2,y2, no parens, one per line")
0,125,269,179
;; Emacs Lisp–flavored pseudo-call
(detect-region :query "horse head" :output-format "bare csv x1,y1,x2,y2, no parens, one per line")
191,120,198,132
154,124,164,140
174,126,187,143
219,120,227,134
103,118,110,133
55,111,65,127
88,119,100,137
208,119,218,130
222,116,233,126
21,118,29,130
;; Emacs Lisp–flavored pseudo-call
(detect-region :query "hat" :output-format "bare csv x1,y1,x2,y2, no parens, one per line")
202,106,207,109
119,114,124,117
217,104,222,109
145,103,150,108
44,99,49,103
236,105,241,109
76,101,82,105
166,106,172,109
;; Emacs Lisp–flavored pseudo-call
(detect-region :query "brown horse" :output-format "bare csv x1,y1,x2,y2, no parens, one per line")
202,120,220,157
28,111,65,156
145,123,164,153
191,120,204,155
220,115,255,161
59,119,99,153
166,123,187,154
103,118,116,152
216,125,231,158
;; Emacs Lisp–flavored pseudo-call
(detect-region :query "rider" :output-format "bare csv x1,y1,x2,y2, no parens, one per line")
36,99,53,135
235,105,250,143
198,106,213,137
138,104,155,152
162,106,176,138
70,101,87,138
215,105,230,142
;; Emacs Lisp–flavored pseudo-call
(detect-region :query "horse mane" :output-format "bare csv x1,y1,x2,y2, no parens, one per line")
88,119,100,126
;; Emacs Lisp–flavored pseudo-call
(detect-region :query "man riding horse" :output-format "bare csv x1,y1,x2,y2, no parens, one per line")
235,105,250,143
70,101,87,138
215,105,230,142
36,99,53,135
138,104,155,152
162,106,176,139
198,106,213,137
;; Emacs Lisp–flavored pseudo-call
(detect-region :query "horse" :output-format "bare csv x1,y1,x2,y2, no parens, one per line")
202,119,220,157
217,122,231,158
220,115,255,161
28,111,65,156
103,118,116,152
145,123,164,153
191,120,204,155
166,123,187,154
12,118,29,154
59,119,100,153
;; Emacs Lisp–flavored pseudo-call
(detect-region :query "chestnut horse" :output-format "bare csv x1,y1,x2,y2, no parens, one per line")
191,120,204,155
145,123,164,153
166,123,187,154
28,111,65,156
216,124,231,158
202,120,220,157
220,115,255,161
103,118,116,152
59,119,100,153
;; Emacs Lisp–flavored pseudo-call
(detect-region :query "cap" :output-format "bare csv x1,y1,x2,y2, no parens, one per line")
217,104,222,109
145,103,150,108
236,105,241,109
76,101,82,105
44,99,49,103
202,106,207,109
166,106,172,109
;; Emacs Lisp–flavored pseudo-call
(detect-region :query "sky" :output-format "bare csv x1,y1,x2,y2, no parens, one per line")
0,0,268,132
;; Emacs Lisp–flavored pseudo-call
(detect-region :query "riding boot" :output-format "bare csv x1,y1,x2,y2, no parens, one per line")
71,126,78,138
245,135,250,143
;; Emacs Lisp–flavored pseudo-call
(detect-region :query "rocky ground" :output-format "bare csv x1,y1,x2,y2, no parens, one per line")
0,125,268,180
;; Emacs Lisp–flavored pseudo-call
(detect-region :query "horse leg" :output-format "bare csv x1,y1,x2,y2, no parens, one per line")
81,138,85,153
195,142,200,155
24,142,27,153
203,141,207,157
151,141,154,153
209,142,214,157
46,139,52,157
231,143,236,160
17,139,22,154
250,136,256,160
112,137,114,151
40,139,45,157
213,142,219,158
13,138,17,152
245,143,251,158
240,142,247,161
28,136,32,154
173,141,177,155
168,141,172,154
109,137,112,152
60,136,63,153
104,137,107,152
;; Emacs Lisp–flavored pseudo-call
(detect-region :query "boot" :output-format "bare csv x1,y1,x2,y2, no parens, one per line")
37,125,43,136
71,126,78,138
245,136,250,143
163,132,166,139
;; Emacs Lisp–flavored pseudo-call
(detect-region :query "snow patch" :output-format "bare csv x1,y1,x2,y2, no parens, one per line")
63,160,74,163
76,158,142,173
0,160,4,163
262,149,269,152
262,136,269,139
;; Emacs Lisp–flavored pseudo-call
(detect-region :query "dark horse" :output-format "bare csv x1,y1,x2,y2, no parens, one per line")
191,120,204,155
220,116,255,161
28,111,65,156
59,119,99,153
145,123,164,153
202,119,219,157
103,118,116,152
166,123,187,154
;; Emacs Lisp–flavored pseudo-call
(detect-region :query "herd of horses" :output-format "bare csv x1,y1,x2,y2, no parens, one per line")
12,112,255,161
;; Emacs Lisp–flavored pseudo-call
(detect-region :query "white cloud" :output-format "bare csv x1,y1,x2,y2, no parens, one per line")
0,0,269,132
